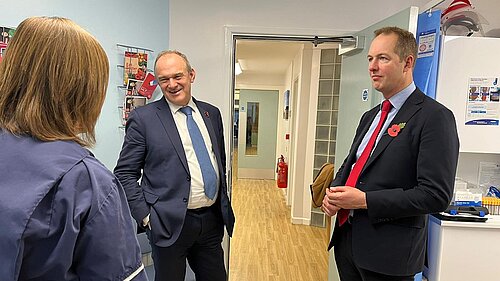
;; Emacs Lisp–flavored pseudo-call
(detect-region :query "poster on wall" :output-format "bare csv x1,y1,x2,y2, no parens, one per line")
122,95,147,125
123,51,148,85
137,72,157,99
465,77,500,126
417,29,437,59
0,26,16,63
283,90,289,120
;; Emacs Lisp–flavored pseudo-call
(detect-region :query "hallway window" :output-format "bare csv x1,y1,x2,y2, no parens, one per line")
245,102,259,155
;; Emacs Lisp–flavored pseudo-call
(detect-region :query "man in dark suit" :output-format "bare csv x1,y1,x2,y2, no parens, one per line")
322,27,459,281
114,50,235,281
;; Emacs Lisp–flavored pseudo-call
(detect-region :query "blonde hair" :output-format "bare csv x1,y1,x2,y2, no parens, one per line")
0,16,109,147
374,26,417,67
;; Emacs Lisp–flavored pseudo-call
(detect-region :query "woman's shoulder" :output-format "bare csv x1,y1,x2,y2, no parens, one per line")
66,154,120,201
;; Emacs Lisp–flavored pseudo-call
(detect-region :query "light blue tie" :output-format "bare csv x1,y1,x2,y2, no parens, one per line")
180,106,217,200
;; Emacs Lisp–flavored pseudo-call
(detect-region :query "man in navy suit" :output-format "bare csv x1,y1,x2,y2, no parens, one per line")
115,50,235,281
322,27,459,281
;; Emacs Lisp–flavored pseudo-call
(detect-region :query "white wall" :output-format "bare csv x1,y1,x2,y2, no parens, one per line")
0,0,169,169
237,73,284,86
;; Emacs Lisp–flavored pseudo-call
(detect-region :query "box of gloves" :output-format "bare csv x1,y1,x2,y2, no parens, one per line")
453,190,482,207
451,179,482,207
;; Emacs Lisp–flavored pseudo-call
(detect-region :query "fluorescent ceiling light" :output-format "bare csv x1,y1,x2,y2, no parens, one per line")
235,62,242,75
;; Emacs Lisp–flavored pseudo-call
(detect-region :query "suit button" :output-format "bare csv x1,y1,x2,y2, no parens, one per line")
187,176,191,181
183,198,188,203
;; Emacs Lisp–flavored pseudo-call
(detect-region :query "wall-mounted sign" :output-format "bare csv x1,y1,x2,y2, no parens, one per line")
283,90,290,119
417,29,437,59
361,89,369,102
465,77,499,126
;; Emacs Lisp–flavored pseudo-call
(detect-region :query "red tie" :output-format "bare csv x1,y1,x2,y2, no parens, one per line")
337,100,392,226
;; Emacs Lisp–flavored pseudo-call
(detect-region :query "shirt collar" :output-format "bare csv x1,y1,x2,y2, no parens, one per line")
386,82,415,111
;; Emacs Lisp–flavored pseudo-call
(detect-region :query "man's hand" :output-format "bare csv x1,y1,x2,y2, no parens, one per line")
326,186,367,210
321,188,340,216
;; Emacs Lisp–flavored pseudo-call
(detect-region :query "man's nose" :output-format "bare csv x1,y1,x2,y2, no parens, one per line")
167,78,177,88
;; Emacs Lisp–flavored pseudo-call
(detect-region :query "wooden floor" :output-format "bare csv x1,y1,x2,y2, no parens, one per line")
228,177,329,281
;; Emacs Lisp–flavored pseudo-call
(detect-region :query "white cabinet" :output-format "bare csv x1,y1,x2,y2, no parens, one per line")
425,215,500,281
435,36,500,153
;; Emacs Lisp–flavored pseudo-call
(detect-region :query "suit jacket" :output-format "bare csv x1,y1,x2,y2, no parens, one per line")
328,88,459,276
114,97,235,247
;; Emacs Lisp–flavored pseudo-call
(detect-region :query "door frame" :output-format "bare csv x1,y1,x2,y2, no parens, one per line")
224,25,354,220
223,25,355,277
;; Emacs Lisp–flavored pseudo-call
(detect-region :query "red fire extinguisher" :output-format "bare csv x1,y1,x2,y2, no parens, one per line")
276,155,288,188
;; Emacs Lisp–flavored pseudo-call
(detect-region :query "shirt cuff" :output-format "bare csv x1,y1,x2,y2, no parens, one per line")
142,214,150,228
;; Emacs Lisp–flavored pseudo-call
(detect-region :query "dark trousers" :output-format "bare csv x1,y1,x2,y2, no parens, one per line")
334,222,415,281
147,206,226,281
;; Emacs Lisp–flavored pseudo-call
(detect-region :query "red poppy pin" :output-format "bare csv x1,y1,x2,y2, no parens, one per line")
387,122,406,137
204,111,210,118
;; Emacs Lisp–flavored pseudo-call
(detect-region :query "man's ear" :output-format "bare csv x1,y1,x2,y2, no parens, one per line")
404,55,415,71
190,68,196,83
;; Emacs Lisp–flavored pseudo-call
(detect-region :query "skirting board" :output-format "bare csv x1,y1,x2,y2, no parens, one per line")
291,217,311,225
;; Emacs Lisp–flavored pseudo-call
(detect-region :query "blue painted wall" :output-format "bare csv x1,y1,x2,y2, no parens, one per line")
0,0,169,169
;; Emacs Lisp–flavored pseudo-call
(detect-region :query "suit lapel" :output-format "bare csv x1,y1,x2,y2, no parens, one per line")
155,98,190,173
363,89,425,171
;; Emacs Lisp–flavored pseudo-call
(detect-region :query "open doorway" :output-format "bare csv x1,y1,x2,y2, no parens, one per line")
228,37,342,280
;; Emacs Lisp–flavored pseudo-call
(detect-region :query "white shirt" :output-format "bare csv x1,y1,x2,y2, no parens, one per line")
166,97,220,209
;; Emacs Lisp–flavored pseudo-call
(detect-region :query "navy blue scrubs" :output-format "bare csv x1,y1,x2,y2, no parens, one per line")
0,130,148,281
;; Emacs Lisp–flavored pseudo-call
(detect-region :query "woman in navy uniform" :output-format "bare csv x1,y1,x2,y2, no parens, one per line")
0,17,148,281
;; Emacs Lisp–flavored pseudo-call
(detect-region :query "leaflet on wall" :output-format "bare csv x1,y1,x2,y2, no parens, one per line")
417,29,436,59
126,79,142,96
0,26,16,63
122,95,147,125
123,51,148,85
465,77,500,126
283,90,289,119
137,72,157,99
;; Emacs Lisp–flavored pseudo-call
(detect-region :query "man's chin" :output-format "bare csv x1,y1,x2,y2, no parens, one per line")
165,93,189,106
371,84,382,92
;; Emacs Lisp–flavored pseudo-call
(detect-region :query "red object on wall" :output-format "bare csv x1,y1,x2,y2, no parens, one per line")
276,155,288,188
285,133,290,140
